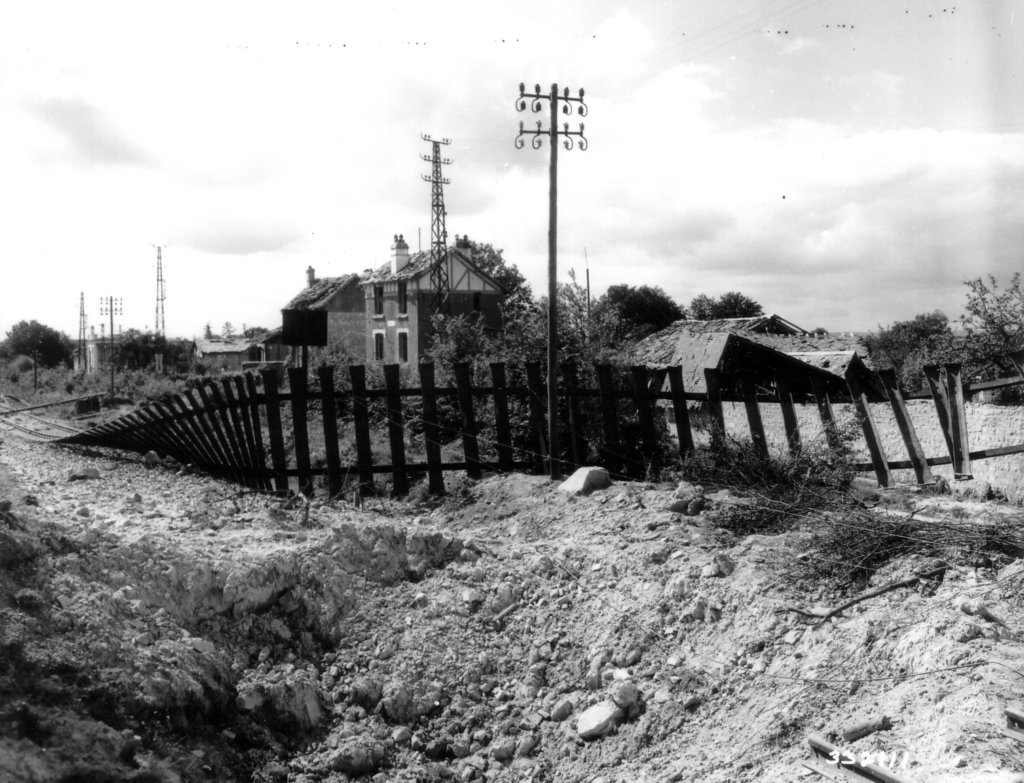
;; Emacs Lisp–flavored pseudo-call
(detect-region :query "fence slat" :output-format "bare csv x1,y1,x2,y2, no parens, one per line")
418,363,445,495
288,367,314,497
383,364,409,495
147,401,199,465
490,363,514,473
186,389,233,476
166,395,219,471
197,383,243,480
525,362,548,474
220,378,256,487
317,366,344,499
946,363,973,479
232,376,265,491
594,364,624,475
207,382,247,485
775,371,801,456
846,370,893,488
454,363,482,480
261,369,290,493
738,371,768,457
630,366,658,470
703,369,725,439
879,369,933,485
348,364,374,494
244,373,270,490
134,405,188,464
561,362,587,469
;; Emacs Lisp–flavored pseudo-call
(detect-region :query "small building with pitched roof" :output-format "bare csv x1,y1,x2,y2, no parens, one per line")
282,268,366,360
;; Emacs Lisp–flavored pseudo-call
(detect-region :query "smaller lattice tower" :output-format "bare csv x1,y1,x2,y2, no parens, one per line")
154,245,166,336
77,292,87,372
420,134,452,315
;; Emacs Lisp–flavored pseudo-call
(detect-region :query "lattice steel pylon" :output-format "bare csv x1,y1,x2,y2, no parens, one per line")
154,245,166,337
420,134,452,315
77,292,87,372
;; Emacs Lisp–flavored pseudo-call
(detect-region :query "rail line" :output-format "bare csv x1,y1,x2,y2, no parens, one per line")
0,395,86,441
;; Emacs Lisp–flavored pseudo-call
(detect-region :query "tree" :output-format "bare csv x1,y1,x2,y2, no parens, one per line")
961,274,1024,379
593,284,684,342
688,291,764,320
863,311,960,390
203,322,214,339
467,241,533,320
222,322,236,339
3,320,73,368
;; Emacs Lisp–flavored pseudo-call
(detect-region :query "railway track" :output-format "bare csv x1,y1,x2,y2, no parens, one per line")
0,394,87,441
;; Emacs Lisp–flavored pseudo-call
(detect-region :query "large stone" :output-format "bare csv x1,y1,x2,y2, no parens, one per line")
558,467,612,496
143,451,161,468
68,467,101,481
608,680,641,710
490,737,517,761
576,700,624,740
327,738,386,776
350,676,383,711
380,682,416,724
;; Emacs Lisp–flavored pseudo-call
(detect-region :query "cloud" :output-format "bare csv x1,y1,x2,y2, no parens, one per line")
27,96,154,167
177,217,304,256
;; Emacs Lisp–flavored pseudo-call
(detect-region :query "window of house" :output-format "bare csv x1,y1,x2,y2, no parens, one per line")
398,331,409,363
398,282,408,315
373,286,384,315
373,332,385,360
472,292,482,312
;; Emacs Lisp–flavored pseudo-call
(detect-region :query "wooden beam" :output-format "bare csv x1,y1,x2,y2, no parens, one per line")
878,369,933,486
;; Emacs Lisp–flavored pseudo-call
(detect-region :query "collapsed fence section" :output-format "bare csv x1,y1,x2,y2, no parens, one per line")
53,356,1024,497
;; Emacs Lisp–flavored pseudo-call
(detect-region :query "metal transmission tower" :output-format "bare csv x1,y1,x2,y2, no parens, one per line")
77,292,87,373
99,296,122,397
515,82,588,479
154,245,167,336
421,134,453,315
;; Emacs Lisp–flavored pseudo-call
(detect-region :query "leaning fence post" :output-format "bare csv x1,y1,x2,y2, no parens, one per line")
561,362,587,470
382,363,409,495
244,373,270,491
923,364,955,467
490,363,514,473
738,371,768,457
594,364,624,475
524,362,549,474
454,362,483,480
775,371,801,456
703,368,725,443
348,365,375,495
260,368,290,494
287,367,314,497
809,374,841,453
666,365,694,458
630,366,659,476
846,370,893,488
945,363,973,479
318,366,343,500
879,369,934,485
418,363,445,496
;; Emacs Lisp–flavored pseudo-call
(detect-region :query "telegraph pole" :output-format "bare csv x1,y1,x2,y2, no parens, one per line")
77,292,87,373
99,296,122,397
421,134,453,315
515,83,588,479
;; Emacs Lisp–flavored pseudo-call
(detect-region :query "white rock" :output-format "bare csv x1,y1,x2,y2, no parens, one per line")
609,679,640,709
558,467,612,496
576,700,624,740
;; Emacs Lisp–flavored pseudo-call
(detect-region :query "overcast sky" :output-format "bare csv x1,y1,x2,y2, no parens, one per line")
1,0,1021,342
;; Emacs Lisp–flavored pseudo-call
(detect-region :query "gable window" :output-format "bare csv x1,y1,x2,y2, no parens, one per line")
398,331,409,363
373,286,384,315
398,282,408,315
373,332,385,360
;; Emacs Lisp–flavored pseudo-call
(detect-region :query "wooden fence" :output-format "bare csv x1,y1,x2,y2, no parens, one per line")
52,356,1024,496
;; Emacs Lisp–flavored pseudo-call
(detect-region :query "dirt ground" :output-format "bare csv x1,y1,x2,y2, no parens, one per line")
3,425,1024,782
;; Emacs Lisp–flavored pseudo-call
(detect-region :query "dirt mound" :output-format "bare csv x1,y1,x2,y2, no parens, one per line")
2,435,1024,782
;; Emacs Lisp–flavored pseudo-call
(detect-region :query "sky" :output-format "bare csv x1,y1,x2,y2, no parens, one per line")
1,0,1022,342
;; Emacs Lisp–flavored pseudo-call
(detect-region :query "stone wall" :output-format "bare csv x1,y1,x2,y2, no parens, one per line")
691,399,1024,501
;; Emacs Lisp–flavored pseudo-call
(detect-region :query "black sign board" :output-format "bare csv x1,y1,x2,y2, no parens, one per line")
281,309,328,346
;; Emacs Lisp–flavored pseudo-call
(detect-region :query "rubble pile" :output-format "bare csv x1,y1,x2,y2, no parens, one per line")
2,434,1024,782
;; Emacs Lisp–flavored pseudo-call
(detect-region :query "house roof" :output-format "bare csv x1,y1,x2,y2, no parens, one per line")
362,246,510,293
632,324,851,396
674,314,809,336
285,273,362,310
193,338,256,355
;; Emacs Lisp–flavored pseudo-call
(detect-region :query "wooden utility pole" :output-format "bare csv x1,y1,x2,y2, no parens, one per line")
515,83,588,479
99,296,122,398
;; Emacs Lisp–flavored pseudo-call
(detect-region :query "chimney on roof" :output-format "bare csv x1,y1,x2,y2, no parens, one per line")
455,234,472,259
390,234,410,275
306,266,316,287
